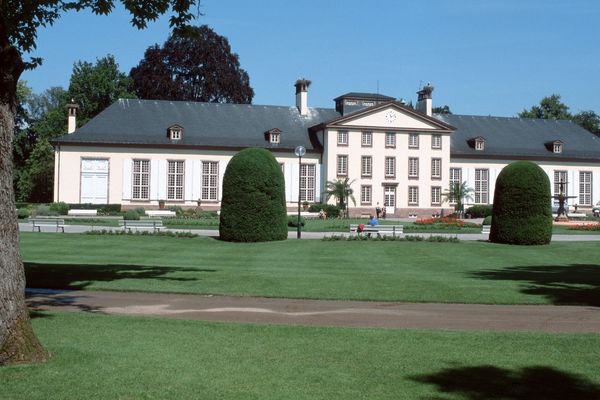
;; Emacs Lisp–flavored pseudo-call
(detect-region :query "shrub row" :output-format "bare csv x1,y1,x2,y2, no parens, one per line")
287,215,306,227
308,203,341,219
465,204,493,218
323,234,460,242
84,229,198,238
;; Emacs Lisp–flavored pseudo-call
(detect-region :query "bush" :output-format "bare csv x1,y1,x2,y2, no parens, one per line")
490,161,552,245
123,210,140,220
287,215,305,227
15,202,29,209
219,148,287,242
308,203,341,219
17,208,29,219
49,202,69,215
482,215,492,226
32,205,59,217
465,204,493,218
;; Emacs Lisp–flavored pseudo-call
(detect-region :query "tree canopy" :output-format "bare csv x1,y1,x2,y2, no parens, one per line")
1,0,199,366
130,25,254,103
69,55,136,125
519,94,600,136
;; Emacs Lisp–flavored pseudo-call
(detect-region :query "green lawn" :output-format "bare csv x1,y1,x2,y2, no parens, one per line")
20,233,600,305
1,312,599,399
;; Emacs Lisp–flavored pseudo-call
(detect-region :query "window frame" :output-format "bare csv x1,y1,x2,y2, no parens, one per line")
167,160,185,201
300,164,316,202
431,158,442,180
579,171,592,206
408,186,419,206
360,185,372,205
132,159,150,201
337,155,348,177
361,131,373,147
337,130,348,146
201,161,219,201
409,133,419,149
361,155,372,178
408,157,419,179
449,168,462,204
385,132,396,148
475,168,489,204
431,186,441,206
431,134,442,149
385,156,396,179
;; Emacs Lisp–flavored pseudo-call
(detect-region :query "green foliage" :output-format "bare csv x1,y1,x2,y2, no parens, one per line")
490,161,552,245
572,110,600,136
442,181,473,213
85,229,198,238
49,202,69,215
123,210,140,221
68,55,136,126
432,105,452,114
130,25,254,103
66,203,122,214
465,204,493,218
219,148,287,242
17,208,30,219
483,216,493,226
32,205,59,217
308,203,341,219
287,215,305,228
519,94,571,120
325,178,356,218
323,234,460,243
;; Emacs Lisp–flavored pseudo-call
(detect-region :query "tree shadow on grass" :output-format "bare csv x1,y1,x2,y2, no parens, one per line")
24,262,215,291
470,264,600,307
412,365,600,400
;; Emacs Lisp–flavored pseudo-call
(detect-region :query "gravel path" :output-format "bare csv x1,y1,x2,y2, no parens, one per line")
26,289,600,333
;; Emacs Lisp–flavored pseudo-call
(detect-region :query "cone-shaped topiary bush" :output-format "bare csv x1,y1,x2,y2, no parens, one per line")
490,161,552,245
219,148,287,242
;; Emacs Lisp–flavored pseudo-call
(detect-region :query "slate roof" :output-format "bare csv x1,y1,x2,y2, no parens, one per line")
436,114,600,162
333,92,395,101
54,99,340,152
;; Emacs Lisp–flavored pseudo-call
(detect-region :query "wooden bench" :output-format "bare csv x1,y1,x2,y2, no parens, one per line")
119,219,164,233
349,224,404,237
68,209,98,217
481,225,491,234
31,218,65,233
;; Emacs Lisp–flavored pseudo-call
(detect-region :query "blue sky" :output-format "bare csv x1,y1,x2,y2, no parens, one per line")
21,0,600,117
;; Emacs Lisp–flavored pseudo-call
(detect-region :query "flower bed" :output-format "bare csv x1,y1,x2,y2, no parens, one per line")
567,223,600,231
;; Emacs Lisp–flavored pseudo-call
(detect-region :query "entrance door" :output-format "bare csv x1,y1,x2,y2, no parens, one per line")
80,159,108,204
384,186,396,216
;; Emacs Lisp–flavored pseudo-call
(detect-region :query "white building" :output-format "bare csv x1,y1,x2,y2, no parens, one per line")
53,81,600,216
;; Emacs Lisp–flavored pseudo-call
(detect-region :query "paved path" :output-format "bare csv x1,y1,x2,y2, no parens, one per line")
26,289,600,333
18,222,600,241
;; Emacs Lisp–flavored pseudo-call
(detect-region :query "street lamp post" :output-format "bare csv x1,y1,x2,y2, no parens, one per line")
294,146,306,239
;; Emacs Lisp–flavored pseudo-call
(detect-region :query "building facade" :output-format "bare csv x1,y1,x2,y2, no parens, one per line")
53,81,600,216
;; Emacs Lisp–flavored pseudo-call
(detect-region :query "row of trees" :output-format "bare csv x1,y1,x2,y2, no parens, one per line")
519,94,600,136
14,26,254,202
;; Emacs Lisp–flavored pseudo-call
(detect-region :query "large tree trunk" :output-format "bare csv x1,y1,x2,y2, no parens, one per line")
0,44,49,365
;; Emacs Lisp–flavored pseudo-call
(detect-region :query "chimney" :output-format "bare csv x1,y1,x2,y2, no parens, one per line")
66,101,79,134
294,79,311,116
416,84,433,116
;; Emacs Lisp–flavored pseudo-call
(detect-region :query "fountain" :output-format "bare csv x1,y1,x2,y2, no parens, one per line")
552,178,577,222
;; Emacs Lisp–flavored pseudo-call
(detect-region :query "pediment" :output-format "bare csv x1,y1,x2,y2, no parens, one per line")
328,103,453,131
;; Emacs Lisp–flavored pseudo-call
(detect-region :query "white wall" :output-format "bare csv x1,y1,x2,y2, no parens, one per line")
451,158,600,208
55,146,320,207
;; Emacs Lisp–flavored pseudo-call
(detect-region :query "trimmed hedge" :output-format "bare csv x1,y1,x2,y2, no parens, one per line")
308,203,341,219
219,148,287,242
490,161,552,245
465,204,493,218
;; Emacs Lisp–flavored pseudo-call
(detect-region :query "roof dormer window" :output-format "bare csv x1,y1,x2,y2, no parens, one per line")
168,125,183,140
471,136,485,151
265,128,282,144
553,143,562,154
545,140,563,154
